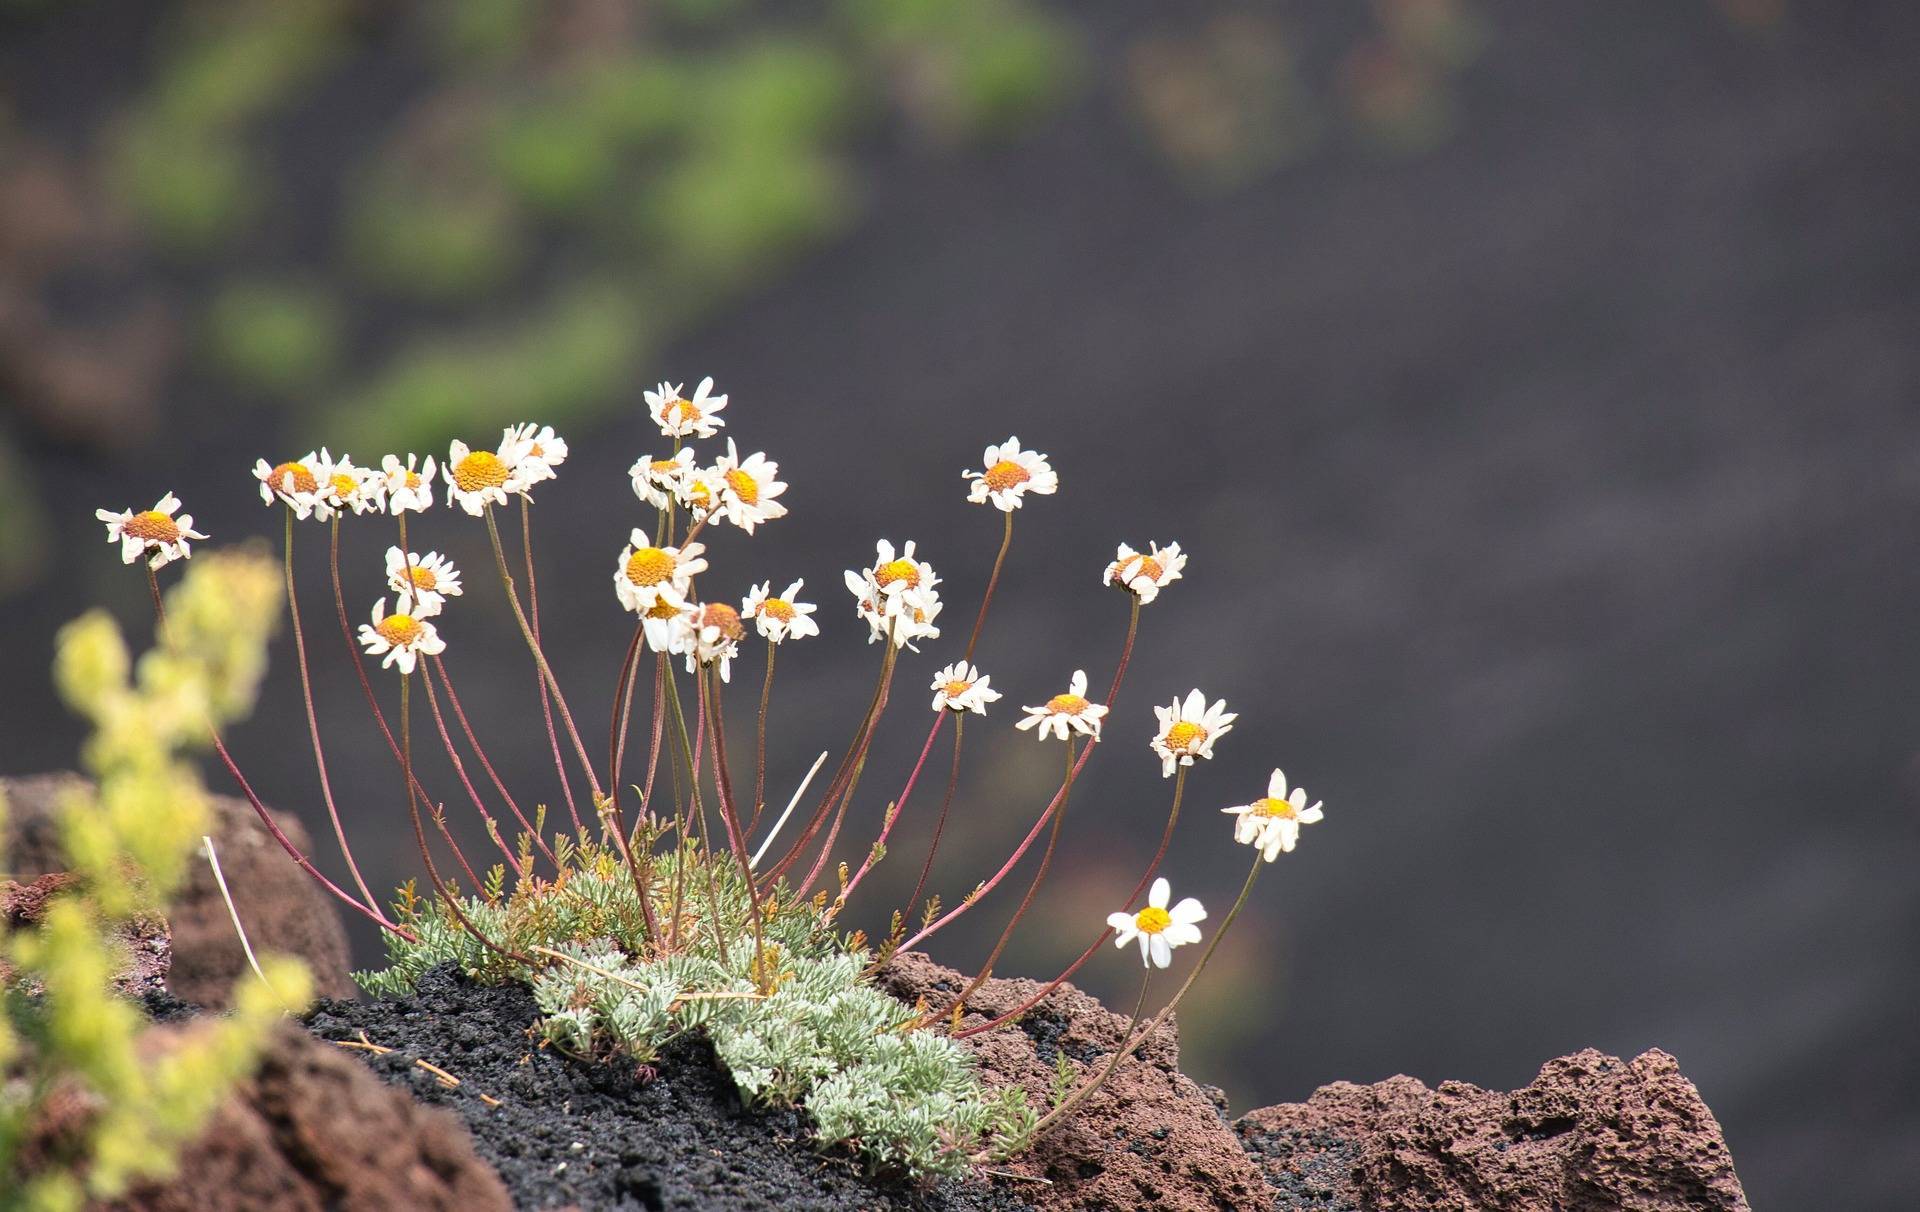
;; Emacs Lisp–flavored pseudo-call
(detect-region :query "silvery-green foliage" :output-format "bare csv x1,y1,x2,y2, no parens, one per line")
362,841,1025,1176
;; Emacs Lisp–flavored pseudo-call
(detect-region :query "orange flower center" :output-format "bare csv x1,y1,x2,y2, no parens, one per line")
1162,720,1206,752
408,566,438,591
943,679,973,699
123,510,180,542
625,547,677,587
644,600,682,621
270,462,318,495
724,467,760,506
403,470,422,489
685,481,713,509
452,450,509,492
1121,553,1159,587
329,472,359,499
1133,906,1171,934
760,598,796,622
650,458,682,476
874,559,920,589
660,398,700,424
376,614,423,646
700,602,745,641
1046,693,1090,716
1253,796,1297,820
982,459,1031,491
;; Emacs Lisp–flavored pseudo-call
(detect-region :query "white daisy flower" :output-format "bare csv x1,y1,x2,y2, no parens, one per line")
964,435,1058,511
930,662,1001,715
500,423,568,493
1223,768,1325,860
1016,669,1107,742
646,377,727,440
743,580,819,644
380,454,437,514
1106,877,1206,969
96,493,206,567
385,547,462,617
613,533,708,615
712,439,790,534
1149,689,1237,778
675,464,727,521
673,601,746,682
630,448,696,510
356,596,446,675
1105,541,1186,605
253,452,326,519
843,542,943,651
639,598,694,655
317,453,381,519
443,438,518,516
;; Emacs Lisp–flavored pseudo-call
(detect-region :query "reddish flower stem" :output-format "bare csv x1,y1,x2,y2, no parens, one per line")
902,715,965,927
703,664,765,972
429,657,558,869
964,510,1013,664
835,710,946,911
523,497,583,833
750,643,776,834
418,662,524,877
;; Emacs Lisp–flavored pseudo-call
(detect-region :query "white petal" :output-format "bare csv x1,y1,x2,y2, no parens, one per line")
1149,935,1172,968
1148,877,1170,909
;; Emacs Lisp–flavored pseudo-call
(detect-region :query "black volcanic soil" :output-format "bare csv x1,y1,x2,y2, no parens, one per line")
304,965,1033,1212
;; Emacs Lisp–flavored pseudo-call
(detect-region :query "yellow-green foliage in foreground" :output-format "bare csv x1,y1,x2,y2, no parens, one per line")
1,550,312,1212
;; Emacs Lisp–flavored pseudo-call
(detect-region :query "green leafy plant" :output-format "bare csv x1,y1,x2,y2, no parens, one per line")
2,550,311,1210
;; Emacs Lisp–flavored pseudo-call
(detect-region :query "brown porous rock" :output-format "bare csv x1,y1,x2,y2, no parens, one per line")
1,871,170,996
1,772,355,1006
109,1022,512,1212
879,950,1272,1212
1234,1048,1750,1211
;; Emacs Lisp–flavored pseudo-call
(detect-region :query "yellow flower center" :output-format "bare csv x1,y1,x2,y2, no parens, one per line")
625,547,677,587
943,679,973,699
1162,720,1206,752
760,598,796,622
529,442,545,458
270,461,318,495
982,459,1031,491
404,470,422,489
408,566,438,591
376,614,423,646
1253,796,1297,820
123,510,180,542
1046,693,1090,716
1133,906,1171,934
700,602,745,641
329,472,359,499
685,481,713,508
874,559,920,589
724,467,760,506
660,398,700,425
644,600,681,621
650,458,681,476
452,450,509,492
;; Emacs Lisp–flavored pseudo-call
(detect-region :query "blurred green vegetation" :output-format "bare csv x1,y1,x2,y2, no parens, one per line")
86,0,1080,453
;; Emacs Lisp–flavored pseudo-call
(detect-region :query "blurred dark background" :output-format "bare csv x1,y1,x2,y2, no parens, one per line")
4,1,1917,1207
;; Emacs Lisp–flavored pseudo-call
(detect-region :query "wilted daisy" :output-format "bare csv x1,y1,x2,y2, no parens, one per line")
317,453,380,519
443,438,518,516
675,464,726,521
713,439,790,534
500,423,568,493
1150,689,1237,777
1224,768,1325,860
1107,878,1206,969
844,539,943,650
381,454,437,514
646,377,727,440
253,452,327,519
613,534,708,615
930,662,1001,715
385,547,462,616
964,435,1058,511
630,448,696,509
1016,669,1107,742
96,493,206,567
356,597,446,675
674,601,746,682
743,580,819,643
1105,541,1186,604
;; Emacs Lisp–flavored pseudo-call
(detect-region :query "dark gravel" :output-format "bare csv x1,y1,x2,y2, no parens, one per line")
304,966,1034,1212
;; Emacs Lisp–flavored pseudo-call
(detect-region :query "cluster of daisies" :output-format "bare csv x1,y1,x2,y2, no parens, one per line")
96,383,1327,974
